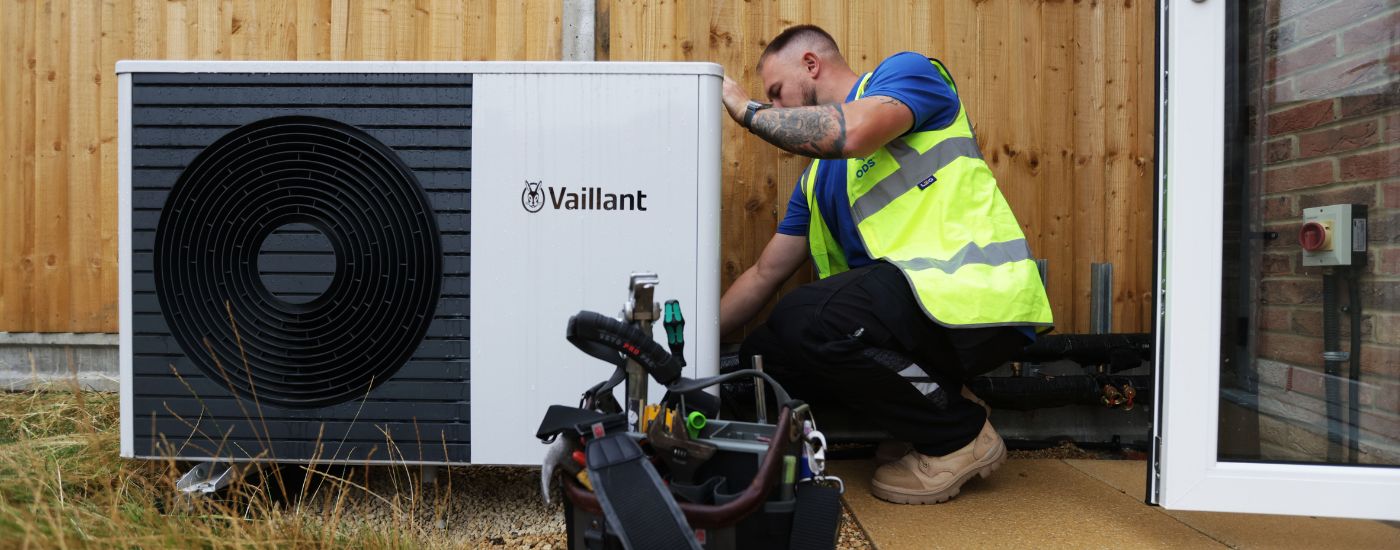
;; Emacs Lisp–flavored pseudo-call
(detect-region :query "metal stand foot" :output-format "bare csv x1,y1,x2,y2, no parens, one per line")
176,462,239,495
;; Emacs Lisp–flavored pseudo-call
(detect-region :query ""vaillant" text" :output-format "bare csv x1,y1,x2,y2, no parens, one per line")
548,187,649,211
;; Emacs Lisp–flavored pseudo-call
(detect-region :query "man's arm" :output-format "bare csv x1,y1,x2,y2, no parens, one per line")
719,233,809,337
721,76,915,159
746,96,913,159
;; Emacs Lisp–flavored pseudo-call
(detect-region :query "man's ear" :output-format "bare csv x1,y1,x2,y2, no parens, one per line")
802,51,821,78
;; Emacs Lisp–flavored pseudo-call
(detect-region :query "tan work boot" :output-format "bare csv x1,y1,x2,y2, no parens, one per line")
870,420,1006,504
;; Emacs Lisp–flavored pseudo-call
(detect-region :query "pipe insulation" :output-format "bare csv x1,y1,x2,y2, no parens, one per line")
967,375,1154,411
1323,272,1344,462
1348,270,1362,462
1014,333,1153,372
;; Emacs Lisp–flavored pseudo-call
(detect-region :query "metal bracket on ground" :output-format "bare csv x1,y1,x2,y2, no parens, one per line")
176,462,240,495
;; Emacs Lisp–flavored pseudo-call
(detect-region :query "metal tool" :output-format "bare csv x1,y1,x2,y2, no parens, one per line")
752,354,768,424
686,411,707,439
623,273,660,431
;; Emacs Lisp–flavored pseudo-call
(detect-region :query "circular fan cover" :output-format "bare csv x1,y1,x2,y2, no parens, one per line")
154,116,443,409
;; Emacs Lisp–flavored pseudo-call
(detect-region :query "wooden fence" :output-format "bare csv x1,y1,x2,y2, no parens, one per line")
0,0,1154,336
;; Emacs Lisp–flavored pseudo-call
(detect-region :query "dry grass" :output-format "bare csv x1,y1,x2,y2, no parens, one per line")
0,383,871,549
0,385,464,549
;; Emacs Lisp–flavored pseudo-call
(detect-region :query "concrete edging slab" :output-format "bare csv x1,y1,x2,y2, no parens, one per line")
0,332,118,392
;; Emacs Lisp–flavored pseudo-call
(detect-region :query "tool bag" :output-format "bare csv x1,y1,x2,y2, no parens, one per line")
537,311,843,550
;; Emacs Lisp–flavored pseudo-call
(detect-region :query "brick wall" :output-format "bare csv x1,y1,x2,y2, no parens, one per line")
1247,0,1399,463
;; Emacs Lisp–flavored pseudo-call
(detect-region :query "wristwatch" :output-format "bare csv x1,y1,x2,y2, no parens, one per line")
743,100,772,129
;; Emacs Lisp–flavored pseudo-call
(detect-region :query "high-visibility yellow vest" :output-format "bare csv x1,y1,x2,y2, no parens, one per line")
803,59,1053,329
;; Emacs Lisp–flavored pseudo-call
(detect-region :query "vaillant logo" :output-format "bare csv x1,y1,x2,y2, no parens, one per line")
520,180,649,213
522,180,545,212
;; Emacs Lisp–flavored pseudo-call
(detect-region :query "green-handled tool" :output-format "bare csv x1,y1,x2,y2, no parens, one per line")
686,411,707,439
663,300,686,366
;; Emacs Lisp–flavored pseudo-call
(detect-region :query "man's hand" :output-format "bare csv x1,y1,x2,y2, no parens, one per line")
721,75,751,126
719,234,809,338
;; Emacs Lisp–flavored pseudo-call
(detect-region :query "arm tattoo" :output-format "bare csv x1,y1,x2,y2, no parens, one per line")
748,104,848,159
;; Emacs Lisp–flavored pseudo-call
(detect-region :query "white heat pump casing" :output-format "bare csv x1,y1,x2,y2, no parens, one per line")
117,62,722,466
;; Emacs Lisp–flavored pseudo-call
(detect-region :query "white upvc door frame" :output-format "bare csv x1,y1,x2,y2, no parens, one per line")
1151,0,1400,521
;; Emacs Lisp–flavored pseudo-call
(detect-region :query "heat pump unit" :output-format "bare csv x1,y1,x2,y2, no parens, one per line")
118,61,722,466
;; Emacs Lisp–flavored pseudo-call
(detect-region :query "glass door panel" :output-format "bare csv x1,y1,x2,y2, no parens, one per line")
1153,0,1400,520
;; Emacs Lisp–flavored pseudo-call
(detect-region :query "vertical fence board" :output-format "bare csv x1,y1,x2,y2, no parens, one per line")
34,0,72,330
97,0,131,332
423,0,461,60
330,0,349,59
1135,0,1156,332
1073,0,1109,334
297,0,333,60
1041,0,1077,333
66,0,102,329
1103,0,1133,333
490,0,522,59
1,0,38,329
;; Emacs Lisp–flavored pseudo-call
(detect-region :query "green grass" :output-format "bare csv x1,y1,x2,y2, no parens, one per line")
0,387,459,549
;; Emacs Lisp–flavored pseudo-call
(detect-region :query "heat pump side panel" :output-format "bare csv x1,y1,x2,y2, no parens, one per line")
470,72,721,465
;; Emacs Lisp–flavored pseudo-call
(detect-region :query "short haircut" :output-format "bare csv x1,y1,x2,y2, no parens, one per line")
758,25,841,70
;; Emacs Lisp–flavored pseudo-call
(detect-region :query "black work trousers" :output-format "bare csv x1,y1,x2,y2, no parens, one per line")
739,262,1030,456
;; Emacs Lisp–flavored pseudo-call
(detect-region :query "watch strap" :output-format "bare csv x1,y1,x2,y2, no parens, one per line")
743,100,770,129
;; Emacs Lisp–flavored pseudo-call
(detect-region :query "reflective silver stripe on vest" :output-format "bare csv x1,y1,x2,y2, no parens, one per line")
890,239,1033,274
851,136,983,224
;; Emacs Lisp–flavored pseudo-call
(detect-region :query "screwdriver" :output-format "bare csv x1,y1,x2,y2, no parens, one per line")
663,300,686,366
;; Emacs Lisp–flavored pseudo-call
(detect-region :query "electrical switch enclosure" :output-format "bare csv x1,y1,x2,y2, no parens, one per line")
1300,204,1368,267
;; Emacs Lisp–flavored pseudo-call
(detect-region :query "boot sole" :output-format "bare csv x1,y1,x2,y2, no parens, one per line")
869,439,1007,505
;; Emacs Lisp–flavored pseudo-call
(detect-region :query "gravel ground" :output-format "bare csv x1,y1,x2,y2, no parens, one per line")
1007,441,1106,460
300,464,872,549
837,504,875,549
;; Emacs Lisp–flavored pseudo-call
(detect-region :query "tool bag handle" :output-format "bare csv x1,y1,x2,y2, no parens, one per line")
567,310,684,385
666,368,796,410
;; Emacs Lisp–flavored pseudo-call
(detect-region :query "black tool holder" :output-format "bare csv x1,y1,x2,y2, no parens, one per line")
538,275,841,550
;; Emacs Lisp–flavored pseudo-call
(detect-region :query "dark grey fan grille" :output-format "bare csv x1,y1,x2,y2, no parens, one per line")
130,73,471,463
153,116,442,409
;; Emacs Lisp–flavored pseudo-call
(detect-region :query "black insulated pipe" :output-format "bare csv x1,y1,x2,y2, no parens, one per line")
967,375,1154,411
1323,272,1344,462
1013,333,1153,372
1348,270,1362,463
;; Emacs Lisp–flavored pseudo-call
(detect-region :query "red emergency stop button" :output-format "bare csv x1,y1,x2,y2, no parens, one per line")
1299,221,1330,251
